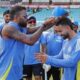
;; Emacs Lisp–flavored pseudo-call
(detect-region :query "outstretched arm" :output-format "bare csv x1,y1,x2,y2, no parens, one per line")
53,49,63,59
27,17,58,34
35,50,80,68
2,24,43,45
46,50,80,68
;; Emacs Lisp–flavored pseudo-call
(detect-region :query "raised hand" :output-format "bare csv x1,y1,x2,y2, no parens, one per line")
35,53,48,63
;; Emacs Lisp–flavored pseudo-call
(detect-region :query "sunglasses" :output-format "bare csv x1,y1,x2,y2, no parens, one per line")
28,20,36,24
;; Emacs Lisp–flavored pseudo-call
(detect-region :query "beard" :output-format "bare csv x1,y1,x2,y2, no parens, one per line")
62,35,68,39
18,20,27,27
61,33,69,39
5,20,10,23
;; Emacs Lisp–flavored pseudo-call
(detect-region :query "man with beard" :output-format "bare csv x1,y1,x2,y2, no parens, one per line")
42,31,63,80
72,21,79,80
23,16,46,80
0,9,10,34
35,18,80,80
0,10,11,57
0,6,60,80
3,10,11,23
42,6,68,80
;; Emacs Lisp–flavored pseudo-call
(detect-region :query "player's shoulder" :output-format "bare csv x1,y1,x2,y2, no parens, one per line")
76,33,80,41
42,31,50,35
75,35,80,51
42,31,50,38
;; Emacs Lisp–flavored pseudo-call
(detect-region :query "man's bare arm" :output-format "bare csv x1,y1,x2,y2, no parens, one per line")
41,44,47,53
27,27,39,34
2,25,43,45
27,17,57,34
42,17,57,31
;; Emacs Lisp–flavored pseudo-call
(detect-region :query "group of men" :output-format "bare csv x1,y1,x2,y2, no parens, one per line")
0,5,80,80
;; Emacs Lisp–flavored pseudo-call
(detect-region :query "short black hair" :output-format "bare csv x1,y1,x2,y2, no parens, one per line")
10,6,26,20
3,10,10,16
55,18,73,30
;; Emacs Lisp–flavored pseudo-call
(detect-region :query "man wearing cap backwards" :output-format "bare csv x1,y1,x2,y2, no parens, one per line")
35,18,80,80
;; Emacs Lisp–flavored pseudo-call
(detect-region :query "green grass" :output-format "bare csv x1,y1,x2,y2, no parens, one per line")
77,61,80,80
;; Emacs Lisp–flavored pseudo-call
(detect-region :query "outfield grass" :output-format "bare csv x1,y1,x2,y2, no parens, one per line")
77,61,80,80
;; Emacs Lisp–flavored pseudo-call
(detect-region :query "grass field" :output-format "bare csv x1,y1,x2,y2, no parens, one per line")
77,61,80,80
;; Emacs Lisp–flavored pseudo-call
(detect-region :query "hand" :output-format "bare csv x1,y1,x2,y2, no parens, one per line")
43,17,56,26
35,53,48,63
41,17,56,31
41,16,67,31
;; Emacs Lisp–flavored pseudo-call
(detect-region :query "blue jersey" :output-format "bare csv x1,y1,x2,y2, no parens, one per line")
0,23,4,32
0,23,5,58
24,33,46,65
0,23,5,37
45,33,63,56
0,21,26,80
46,34,80,80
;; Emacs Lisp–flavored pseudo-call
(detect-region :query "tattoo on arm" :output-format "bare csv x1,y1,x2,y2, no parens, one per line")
2,26,28,43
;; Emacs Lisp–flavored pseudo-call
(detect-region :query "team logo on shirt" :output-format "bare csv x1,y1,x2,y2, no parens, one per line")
67,46,72,53
64,54,71,59
55,36,62,42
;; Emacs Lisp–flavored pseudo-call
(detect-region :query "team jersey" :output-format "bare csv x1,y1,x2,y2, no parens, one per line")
0,21,26,80
46,34,80,80
24,33,46,65
44,32,63,56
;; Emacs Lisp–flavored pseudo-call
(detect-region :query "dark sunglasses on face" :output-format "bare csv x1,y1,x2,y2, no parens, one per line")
28,20,36,24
